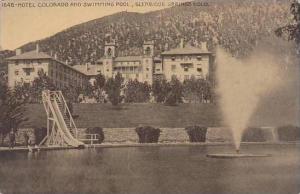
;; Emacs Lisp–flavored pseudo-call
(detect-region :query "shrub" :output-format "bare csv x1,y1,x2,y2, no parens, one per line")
86,127,105,144
242,127,266,142
34,127,47,145
135,126,161,143
185,126,207,142
277,125,300,141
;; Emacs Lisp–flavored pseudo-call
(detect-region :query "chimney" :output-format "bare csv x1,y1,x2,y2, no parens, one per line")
36,43,39,53
54,53,57,59
180,38,184,48
16,48,22,56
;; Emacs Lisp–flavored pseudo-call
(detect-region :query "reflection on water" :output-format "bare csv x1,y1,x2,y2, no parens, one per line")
0,144,299,194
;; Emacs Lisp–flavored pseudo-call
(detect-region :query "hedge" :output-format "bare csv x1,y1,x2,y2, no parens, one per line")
277,125,300,141
242,127,266,142
185,126,207,142
135,126,161,143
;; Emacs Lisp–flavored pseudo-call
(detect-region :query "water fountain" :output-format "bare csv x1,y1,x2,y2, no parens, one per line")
207,46,284,158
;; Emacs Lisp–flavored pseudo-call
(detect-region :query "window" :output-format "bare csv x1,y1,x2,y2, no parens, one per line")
171,57,175,61
146,74,148,79
197,68,202,72
184,75,189,80
146,67,149,71
171,65,176,71
23,83,30,88
15,70,19,76
107,48,112,56
145,47,151,56
184,67,189,72
197,56,202,61
24,68,33,76
38,60,42,65
15,61,19,66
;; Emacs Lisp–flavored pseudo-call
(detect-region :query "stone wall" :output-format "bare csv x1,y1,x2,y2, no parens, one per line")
206,127,233,142
103,128,139,144
159,128,189,143
4,126,298,146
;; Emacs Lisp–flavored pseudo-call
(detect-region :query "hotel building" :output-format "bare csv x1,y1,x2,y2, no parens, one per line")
7,46,88,89
161,42,212,82
6,40,213,88
95,40,155,84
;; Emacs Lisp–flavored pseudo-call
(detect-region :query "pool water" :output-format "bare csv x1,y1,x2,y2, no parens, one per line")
0,144,299,194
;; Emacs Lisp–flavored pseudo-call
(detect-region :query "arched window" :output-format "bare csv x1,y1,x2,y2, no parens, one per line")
107,48,112,56
145,46,151,56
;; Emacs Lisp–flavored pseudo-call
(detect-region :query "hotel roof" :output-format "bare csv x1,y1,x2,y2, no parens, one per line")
161,45,211,55
73,64,100,76
6,50,87,76
6,50,52,60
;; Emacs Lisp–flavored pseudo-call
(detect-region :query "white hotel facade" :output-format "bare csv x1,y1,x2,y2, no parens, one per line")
6,40,212,88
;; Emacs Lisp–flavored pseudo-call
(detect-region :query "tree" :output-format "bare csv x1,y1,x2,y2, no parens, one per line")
0,74,27,146
93,73,106,103
165,77,183,106
275,0,300,52
124,79,151,103
152,79,168,103
183,78,212,103
62,85,81,103
104,72,124,106
30,69,56,103
14,83,30,102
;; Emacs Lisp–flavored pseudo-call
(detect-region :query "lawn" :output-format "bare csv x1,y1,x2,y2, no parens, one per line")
22,103,223,128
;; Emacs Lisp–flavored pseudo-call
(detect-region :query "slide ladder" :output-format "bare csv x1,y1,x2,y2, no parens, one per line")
41,90,84,148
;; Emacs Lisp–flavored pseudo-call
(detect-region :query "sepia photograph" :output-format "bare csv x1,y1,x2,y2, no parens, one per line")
0,0,299,193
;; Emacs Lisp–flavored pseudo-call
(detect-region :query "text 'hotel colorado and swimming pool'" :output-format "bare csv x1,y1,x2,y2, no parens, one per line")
0,1,209,8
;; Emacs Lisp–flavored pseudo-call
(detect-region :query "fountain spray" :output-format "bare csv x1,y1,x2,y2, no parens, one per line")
216,47,282,151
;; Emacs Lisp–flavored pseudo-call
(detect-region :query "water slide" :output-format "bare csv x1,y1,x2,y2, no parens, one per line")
42,91,85,148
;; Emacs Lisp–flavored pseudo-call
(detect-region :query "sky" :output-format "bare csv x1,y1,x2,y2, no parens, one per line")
0,0,181,50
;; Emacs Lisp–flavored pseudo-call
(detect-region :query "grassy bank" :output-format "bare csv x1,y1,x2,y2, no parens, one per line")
22,103,222,128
